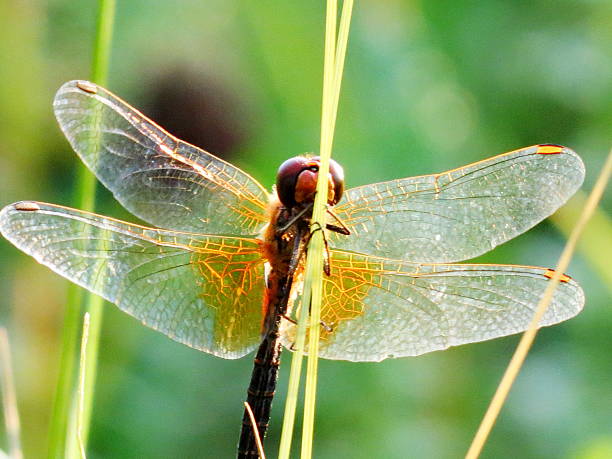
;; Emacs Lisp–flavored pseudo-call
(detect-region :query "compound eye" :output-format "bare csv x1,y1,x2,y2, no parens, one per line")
275,156,345,208
276,156,310,208
327,158,345,205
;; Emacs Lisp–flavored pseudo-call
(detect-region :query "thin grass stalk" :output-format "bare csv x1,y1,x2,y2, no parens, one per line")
48,1,116,457
279,2,337,455
278,311,308,459
244,402,266,459
278,2,355,457
465,148,612,459
79,1,116,446
0,328,23,459
299,2,337,457
48,285,81,457
76,313,90,459
302,0,353,458
303,1,353,457
329,0,353,139
550,191,612,290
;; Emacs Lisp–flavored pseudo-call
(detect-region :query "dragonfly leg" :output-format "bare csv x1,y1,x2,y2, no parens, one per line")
281,314,331,332
308,221,332,276
276,204,350,236
275,202,313,234
326,207,351,235
280,313,297,325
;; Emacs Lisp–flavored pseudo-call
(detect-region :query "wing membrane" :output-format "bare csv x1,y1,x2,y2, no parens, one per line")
0,202,265,358
280,249,584,362
331,145,585,263
53,80,268,235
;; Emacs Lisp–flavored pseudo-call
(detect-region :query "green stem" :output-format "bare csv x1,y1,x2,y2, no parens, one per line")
299,2,337,457
278,2,354,458
550,191,612,291
47,1,116,457
47,286,83,458
91,0,116,86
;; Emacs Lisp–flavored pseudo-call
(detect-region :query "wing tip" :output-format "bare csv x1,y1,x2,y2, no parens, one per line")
536,144,565,155
54,80,98,104
542,268,572,283
541,267,586,317
537,143,584,166
75,80,98,94
534,143,586,190
13,201,42,212
0,201,40,224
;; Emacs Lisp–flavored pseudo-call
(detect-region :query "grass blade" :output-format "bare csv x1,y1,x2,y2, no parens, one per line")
279,2,354,458
551,191,612,291
48,1,116,457
466,147,612,458
77,313,90,459
0,328,23,459
299,1,337,457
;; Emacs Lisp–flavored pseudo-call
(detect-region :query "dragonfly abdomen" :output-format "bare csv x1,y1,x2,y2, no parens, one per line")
238,332,283,457
238,202,297,458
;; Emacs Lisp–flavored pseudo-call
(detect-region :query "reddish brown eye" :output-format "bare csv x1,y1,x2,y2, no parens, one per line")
327,158,344,205
313,156,344,205
276,156,310,208
276,156,345,208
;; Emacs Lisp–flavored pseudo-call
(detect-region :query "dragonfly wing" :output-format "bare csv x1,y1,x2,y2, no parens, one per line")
331,145,585,263
0,202,265,358
280,250,584,362
53,80,269,235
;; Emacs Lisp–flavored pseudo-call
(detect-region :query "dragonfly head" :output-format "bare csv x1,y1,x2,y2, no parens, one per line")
276,156,344,209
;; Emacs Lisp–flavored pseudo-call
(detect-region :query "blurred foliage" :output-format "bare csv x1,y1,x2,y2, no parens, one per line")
0,1,610,458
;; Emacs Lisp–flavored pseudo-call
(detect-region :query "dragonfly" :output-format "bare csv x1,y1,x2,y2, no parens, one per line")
0,80,585,458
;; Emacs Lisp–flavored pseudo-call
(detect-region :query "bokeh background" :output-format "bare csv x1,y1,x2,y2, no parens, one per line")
0,1,611,458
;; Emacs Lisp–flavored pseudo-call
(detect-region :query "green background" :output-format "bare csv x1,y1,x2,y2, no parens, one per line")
0,1,610,458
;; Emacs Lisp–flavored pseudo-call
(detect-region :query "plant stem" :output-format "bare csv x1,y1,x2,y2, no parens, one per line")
47,1,116,457
466,148,612,458
550,191,612,291
48,284,80,458
278,2,354,458
0,328,23,459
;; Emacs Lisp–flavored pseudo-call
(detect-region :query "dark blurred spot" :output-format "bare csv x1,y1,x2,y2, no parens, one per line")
145,70,248,160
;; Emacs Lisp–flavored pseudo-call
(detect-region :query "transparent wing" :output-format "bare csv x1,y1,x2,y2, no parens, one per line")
280,249,584,362
53,80,269,235
0,202,265,358
330,145,585,263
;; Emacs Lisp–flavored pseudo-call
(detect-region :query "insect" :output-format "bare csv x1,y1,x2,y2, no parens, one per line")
0,81,585,457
